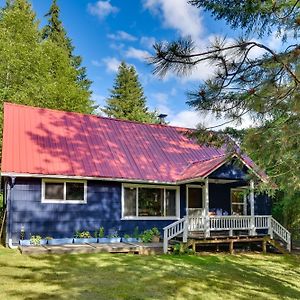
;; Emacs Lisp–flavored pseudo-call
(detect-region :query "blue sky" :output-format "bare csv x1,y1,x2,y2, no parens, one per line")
3,0,283,128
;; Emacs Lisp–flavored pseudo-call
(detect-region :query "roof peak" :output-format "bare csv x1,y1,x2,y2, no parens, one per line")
4,102,194,132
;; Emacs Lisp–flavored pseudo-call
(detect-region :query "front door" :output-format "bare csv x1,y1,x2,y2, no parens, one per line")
187,186,204,217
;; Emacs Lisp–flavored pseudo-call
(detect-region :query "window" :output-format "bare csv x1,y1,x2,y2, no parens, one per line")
122,184,179,219
231,188,246,215
42,179,87,204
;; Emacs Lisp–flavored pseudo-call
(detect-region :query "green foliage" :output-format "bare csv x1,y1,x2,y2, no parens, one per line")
74,231,91,239
20,226,25,240
45,236,53,241
140,227,160,243
98,227,105,238
30,235,42,246
107,231,119,238
102,61,158,123
123,234,131,239
151,1,300,233
172,243,195,255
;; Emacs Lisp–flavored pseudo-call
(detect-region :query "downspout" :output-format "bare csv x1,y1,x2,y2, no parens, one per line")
6,177,17,249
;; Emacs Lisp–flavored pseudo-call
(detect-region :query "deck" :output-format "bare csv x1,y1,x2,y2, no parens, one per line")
19,242,164,255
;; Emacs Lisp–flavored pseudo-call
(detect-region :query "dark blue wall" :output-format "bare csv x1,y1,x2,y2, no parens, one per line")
6,177,271,244
7,178,183,244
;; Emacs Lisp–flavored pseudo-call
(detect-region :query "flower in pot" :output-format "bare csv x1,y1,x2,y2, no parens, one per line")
73,230,98,244
140,227,161,243
30,235,44,246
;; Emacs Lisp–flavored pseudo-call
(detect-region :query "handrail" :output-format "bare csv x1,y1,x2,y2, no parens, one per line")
270,217,291,251
163,217,187,253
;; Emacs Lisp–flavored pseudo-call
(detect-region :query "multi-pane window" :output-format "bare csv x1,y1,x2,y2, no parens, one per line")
123,185,178,218
42,180,87,204
231,188,246,215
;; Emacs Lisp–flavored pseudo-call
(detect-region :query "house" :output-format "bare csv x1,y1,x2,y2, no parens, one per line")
1,103,291,252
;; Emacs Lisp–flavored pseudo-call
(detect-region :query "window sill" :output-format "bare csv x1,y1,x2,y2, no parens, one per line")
121,216,180,221
41,200,87,204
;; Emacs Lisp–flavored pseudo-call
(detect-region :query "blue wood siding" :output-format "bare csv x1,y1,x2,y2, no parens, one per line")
7,178,181,243
6,177,271,244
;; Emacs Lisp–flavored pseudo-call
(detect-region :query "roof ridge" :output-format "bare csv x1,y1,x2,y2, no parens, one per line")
3,102,194,132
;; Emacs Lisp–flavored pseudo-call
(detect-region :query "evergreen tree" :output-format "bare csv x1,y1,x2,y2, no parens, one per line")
150,0,300,236
102,62,158,123
42,0,92,94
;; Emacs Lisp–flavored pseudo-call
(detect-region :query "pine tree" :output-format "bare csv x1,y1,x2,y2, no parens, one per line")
103,62,158,123
42,0,93,108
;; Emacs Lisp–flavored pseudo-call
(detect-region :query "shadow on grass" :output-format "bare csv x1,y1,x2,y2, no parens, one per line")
1,248,300,300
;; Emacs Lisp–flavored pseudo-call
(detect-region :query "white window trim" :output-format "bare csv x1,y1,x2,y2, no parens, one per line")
121,183,180,220
42,178,87,204
230,188,247,215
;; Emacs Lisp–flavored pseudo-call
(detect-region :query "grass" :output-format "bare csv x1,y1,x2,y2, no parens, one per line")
0,247,300,300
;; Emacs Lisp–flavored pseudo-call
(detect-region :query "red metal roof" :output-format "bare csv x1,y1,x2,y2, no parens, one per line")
1,103,263,183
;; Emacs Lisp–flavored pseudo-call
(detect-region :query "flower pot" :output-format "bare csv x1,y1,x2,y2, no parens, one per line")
151,236,160,243
98,237,121,243
19,240,31,246
121,237,141,243
47,238,74,245
39,239,48,246
73,238,98,244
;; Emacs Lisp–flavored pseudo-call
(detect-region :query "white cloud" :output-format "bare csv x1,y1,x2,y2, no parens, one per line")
91,60,102,67
87,1,119,20
125,47,151,62
140,36,156,49
143,0,204,42
101,57,121,73
107,30,137,41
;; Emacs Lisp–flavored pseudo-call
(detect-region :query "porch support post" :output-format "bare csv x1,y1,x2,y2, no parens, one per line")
249,180,256,236
204,177,210,238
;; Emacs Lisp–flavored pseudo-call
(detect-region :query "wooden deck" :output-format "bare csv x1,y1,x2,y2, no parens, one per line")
19,242,164,255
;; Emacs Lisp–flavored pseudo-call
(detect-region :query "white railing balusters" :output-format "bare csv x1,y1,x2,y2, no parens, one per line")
163,217,188,253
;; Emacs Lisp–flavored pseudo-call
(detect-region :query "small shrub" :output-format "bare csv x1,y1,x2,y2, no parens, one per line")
30,235,42,246
172,243,195,255
123,234,131,239
74,231,91,238
98,227,105,238
140,227,160,243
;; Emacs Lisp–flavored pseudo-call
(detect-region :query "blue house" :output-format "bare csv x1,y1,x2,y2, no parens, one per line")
1,103,291,252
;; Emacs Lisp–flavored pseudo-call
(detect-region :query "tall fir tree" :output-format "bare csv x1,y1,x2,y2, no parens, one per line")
42,0,93,95
102,62,158,123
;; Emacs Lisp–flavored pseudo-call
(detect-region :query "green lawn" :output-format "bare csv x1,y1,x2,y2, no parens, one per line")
0,247,299,300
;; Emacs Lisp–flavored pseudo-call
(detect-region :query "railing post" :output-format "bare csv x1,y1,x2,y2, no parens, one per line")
183,216,188,243
204,177,210,238
163,229,168,254
287,233,291,252
249,180,256,236
268,216,273,239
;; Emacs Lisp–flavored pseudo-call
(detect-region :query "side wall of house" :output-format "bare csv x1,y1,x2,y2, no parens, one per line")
6,178,185,244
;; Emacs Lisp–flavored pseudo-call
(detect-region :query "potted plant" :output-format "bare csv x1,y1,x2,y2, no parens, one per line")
73,230,97,244
19,226,30,246
30,235,46,246
140,227,161,243
107,231,121,243
97,227,109,243
151,227,160,243
121,227,141,243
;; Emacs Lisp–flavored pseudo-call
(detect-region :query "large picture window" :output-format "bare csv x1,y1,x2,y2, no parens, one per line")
42,179,87,204
122,184,179,219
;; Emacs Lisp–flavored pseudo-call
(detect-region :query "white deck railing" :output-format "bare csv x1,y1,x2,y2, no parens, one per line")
163,217,188,253
163,215,291,253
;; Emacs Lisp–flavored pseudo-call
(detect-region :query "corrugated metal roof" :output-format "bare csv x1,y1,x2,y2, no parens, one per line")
1,103,264,183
